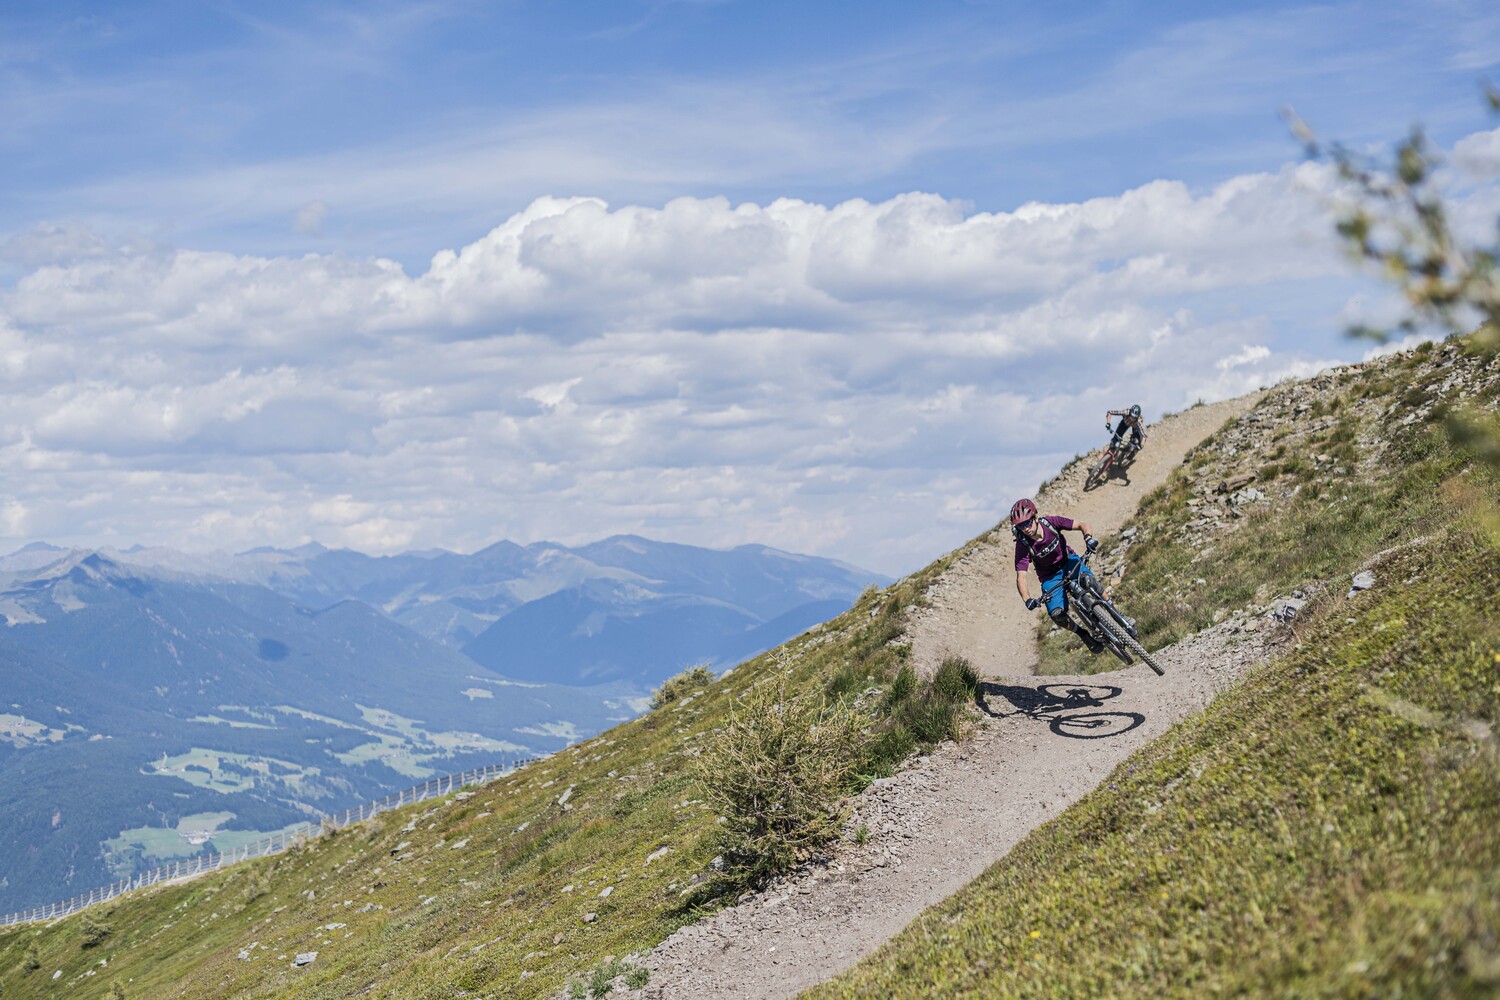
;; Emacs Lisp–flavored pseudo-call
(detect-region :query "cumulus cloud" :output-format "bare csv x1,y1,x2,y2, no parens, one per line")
0,144,1487,574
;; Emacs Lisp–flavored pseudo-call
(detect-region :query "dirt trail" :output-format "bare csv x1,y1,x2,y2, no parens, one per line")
640,393,1268,999
907,393,1262,677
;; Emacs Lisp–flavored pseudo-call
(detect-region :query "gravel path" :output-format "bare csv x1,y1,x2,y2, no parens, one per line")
906,394,1261,677
641,393,1269,999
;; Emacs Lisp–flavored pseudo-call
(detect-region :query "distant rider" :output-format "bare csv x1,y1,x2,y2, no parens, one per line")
1105,404,1147,455
1010,498,1104,654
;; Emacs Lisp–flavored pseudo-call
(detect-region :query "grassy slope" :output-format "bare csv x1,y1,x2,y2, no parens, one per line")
0,548,962,999
810,341,1500,997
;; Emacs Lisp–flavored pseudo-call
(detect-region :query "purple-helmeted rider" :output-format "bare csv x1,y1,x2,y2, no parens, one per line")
1009,497,1104,654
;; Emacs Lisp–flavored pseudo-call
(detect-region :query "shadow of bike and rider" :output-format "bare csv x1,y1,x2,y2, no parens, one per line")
977,681,1145,740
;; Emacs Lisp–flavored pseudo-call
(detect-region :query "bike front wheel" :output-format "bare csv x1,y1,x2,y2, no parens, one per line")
1096,613,1164,676
1086,450,1113,489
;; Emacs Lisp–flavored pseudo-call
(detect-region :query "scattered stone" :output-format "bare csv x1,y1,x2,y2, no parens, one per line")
583,912,598,923
1217,472,1256,493
645,846,671,865
1272,596,1308,623
1348,571,1376,597
599,886,613,898
293,952,318,967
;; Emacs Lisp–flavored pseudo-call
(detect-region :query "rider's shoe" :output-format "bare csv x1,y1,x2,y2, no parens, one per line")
1081,632,1105,654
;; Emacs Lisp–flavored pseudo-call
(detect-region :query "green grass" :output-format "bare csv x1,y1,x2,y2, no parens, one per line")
809,531,1500,998
807,341,1500,998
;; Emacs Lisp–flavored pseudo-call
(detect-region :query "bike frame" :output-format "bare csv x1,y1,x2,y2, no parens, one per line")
1038,549,1163,675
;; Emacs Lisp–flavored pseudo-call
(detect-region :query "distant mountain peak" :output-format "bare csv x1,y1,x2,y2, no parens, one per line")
10,541,67,555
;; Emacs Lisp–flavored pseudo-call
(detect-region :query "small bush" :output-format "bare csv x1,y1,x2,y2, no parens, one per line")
898,690,964,744
650,664,715,709
695,678,865,887
79,914,111,948
109,982,127,1000
589,959,623,996
21,942,40,972
861,723,917,778
931,657,979,702
625,965,650,989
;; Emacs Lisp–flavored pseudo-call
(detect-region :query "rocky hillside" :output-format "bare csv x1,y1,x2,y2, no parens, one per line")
814,335,1500,997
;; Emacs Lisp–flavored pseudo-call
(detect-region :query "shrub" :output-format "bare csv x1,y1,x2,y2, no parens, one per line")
695,677,865,887
625,965,650,989
650,664,715,709
898,690,964,744
588,960,621,996
931,657,979,702
79,914,111,948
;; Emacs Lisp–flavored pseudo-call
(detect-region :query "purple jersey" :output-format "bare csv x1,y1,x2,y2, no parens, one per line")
1014,515,1076,576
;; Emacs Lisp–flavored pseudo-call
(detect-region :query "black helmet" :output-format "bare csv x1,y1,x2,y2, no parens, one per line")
1129,404,1142,418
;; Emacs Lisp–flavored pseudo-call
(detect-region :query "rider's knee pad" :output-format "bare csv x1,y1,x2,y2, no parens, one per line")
1048,606,1072,628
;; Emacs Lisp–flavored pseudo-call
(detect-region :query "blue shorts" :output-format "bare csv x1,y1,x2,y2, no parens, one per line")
1039,553,1095,615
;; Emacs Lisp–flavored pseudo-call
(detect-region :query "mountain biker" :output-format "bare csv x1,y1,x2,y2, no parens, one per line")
1105,403,1146,455
1010,498,1104,654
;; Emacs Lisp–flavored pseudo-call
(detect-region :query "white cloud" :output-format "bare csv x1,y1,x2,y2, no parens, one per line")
0,138,1491,575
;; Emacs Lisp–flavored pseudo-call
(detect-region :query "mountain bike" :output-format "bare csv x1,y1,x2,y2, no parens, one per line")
1084,437,1138,490
1040,551,1164,675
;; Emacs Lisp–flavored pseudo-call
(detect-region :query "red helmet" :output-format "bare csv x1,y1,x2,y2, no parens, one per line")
1009,498,1037,525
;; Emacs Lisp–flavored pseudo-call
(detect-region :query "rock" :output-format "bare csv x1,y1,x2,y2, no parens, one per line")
293,952,318,967
645,846,671,865
583,912,598,923
598,886,613,898
1272,596,1307,623
1348,570,1376,597
1217,473,1256,494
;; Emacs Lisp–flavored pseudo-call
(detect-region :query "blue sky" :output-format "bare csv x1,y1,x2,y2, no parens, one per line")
0,0,1497,573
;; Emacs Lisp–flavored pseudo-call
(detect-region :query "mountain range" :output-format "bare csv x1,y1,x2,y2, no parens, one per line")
0,536,883,910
